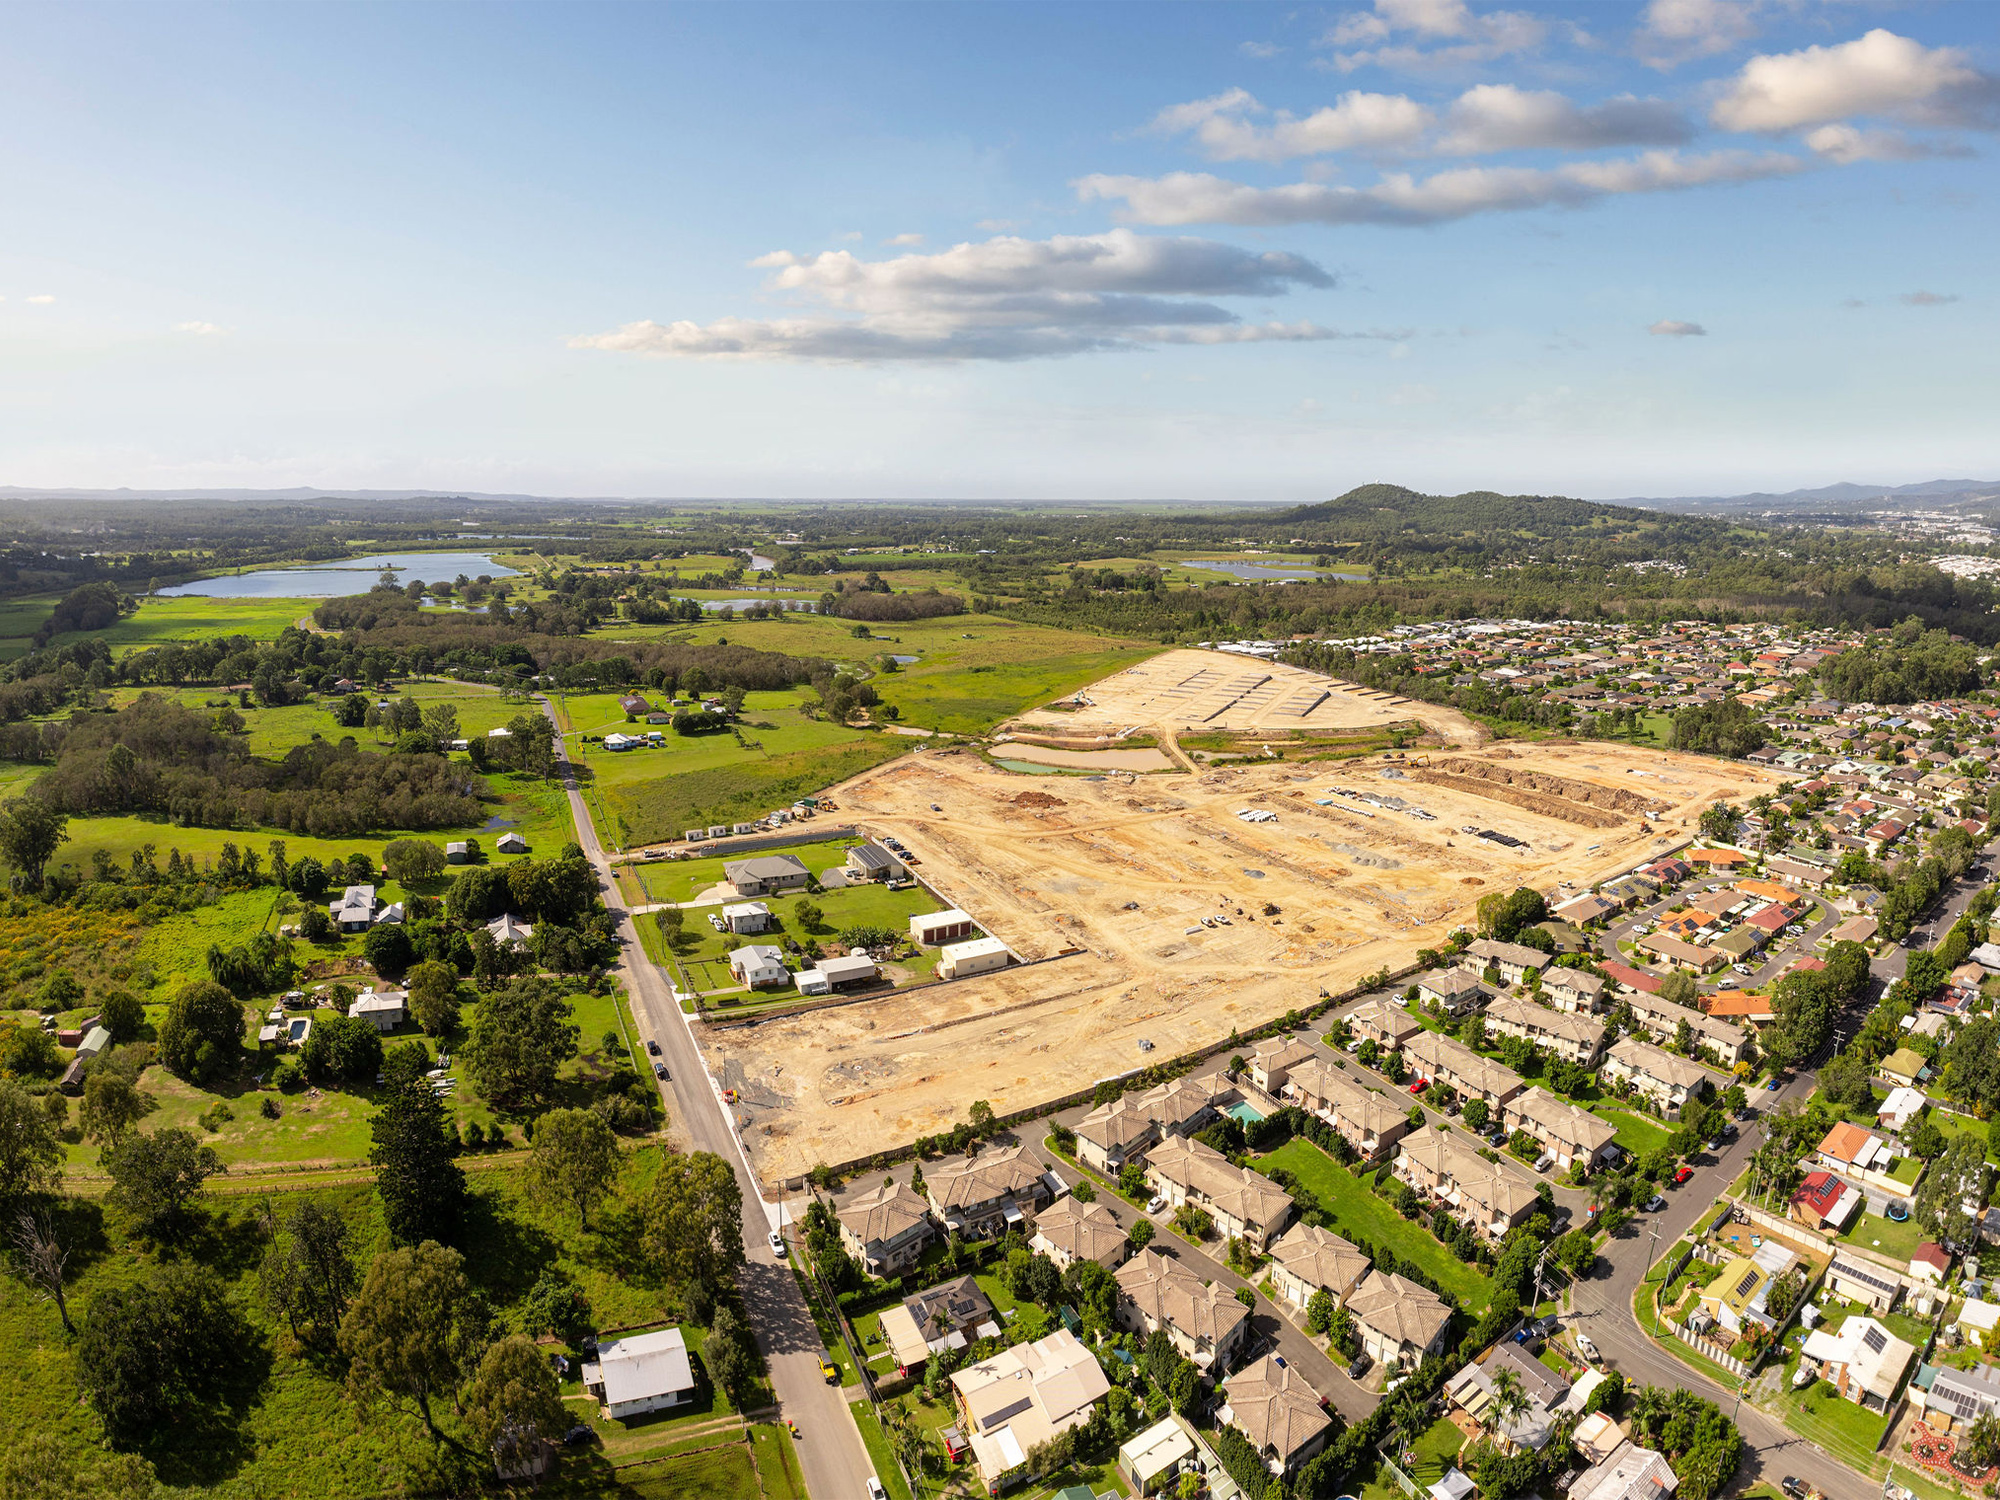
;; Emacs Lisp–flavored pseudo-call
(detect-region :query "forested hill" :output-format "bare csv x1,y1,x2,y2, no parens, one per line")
1269,483,1737,551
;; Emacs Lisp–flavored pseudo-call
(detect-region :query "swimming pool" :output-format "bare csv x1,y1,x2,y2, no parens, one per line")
1226,1101,1265,1125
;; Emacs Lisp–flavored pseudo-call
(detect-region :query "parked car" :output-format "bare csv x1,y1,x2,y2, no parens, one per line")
1146,1195,1168,1215
1534,1154,1556,1174
1673,1166,1695,1186
564,1423,595,1446
868,1481,890,1500
1780,1479,1805,1499
768,1230,786,1257
1644,1194,1668,1212
1576,1334,1599,1362
1722,1121,1737,1137
1766,1077,1783,1091
1348,1353,1370,1378
646,1039,661,1056
654,1062,670,1079
1408,1080,1426,1095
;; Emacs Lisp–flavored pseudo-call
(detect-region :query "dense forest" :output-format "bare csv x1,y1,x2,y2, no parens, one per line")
1817,623,1987,703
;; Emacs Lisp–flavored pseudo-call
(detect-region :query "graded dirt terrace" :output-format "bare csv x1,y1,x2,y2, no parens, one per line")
698,665,1779,1188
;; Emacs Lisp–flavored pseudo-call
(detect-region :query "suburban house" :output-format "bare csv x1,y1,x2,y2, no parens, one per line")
582,1328,697,1419
1347,1271,1452,1371
723,854,812,896
903,1276,998,1354
1114,1249,1251,1373
1542,968,1606,1013
349,987,407,1033
1346,999,1421,1052
1250,1035,1316,1094
1800,1317,1917,1412
924,1144,1052,1239
1117,1417,1200,1498
1074,1095,1162,1177
1281,1057,1409,1162
1602,1036,1711,1118
1790,1171,1864,1233
1500,1087,1619,1174
720,901,771,934
1880,1048,1930,1088
1404,1031,1523,1109
795,953,876,995
1923,1363,2000,1434
1636,932,1726,974
1911,1243,1953,1286
1553,892,1618,927
1074,1096,1161,1176
911,909,977,945
330,883,380,933
938,937,1011,981
486,913,535,946
1265,1223,1371,1314
1598,960,1663,997
1392,1128,1539,1239
1030,1197,1128,1271
951,1330,1110,1496
1461,938,1551,986
1698,1244,1800,1334
836,1180,935,1275
1813,1123,1913,1198
445,841,472,863
1826,1256,1905,1315
1223,1356,1334,1476
1568,1441,1680,1500
1448,1344,1570,1453
727,945,789,988
1141,1136,1293,1252
1482,996,1606,1066
1624,993,1747,1066
1416,969,1491,1017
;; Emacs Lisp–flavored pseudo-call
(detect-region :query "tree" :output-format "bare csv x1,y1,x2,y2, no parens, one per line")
791,899,823,932
463,1334,569,1470
1463,1098,1490,1133
1130,1217,1155,1249
1487,1366,1529,1436
79,1071,148,1147
1168,1357,1198,1415
0,797,68,888
383,839,447,884
1966,1412,2000,1472
339,1240,485,1442
372,1053,465,1215
1658,970,1699,1009
463,978,578,1108
78,1261,242,1440
406,960,461,1036
0,1082,62,1208
1698,802,1740,840
362,923,414,976
300,1013,385,1084
525,1107,621,1229
1171,1202,1213,1240
96,989,145,1044
10,1207,76,1335
0,1432,156,1500
1305,1287,1335,1335
155,979,246,1085
104,1128,225,1238
705,1304,758,1405
517,1267,593,1342
260,1200,359,1348
644,1150,744,1296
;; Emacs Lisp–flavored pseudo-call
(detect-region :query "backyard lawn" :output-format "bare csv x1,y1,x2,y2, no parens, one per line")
1839,1210,1927,1263
1256,1138,1494,1312
1934,1107,2000,1167
1781,1379,1890,1477
1590,1104,1674,1157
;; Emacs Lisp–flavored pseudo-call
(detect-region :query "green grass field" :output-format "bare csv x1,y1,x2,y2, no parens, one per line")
22,593,317,658
607,740,909,849
1255,1138,1493,1312
1839,1209,1927,1262
1590,1105,1674,1157
627,837,866,903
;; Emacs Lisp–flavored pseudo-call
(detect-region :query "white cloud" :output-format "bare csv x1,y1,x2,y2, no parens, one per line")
1240,41,1282,59
884,233,925,246
1802,123,1968,164
1711,29,1994,133
1077,148,1809,227
1637,0,1760,70
26,294,55,305
1150,87,1433,161
1319,0,1549,73
1649,318,1707,335
1438,85,1692,152
173,320,226,335
1900,290,1960,306
569,228,1394,362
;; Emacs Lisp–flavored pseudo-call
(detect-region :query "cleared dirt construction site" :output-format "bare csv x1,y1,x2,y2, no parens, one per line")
698,652,1780,1187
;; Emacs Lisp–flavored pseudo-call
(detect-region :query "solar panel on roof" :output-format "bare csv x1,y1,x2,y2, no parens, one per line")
1734,1270,1761,1299
1862,1325,1888,1355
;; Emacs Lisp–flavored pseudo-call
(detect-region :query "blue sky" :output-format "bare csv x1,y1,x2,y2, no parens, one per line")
1,0,1994,500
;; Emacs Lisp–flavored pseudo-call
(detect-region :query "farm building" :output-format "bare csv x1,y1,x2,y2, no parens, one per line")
912,909,977,945
939,937,1010,981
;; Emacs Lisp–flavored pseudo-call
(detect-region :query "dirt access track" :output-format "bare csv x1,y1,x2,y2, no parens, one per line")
699,655,1779,1188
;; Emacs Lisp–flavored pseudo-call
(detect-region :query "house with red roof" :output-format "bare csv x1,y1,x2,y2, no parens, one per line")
1791,1171,1862,1232
1599,960,1662,996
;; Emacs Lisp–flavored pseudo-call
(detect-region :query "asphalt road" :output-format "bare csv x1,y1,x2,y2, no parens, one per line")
541,701,877,1500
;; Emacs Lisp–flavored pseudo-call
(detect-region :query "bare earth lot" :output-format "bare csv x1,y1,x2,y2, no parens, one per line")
699,653,1778,1187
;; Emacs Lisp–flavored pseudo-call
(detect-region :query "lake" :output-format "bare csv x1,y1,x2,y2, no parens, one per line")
1182,559,1369,582
158,550,522,598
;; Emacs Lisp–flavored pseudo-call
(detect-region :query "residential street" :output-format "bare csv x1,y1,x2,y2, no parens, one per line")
540,702,880,1500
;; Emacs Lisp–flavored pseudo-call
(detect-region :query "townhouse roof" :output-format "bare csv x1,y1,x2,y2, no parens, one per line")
838,1180,932,1248
1466,937,1551,970
927,1144,1043,1210
1115,1249,1250,1350
1607,1035,1709,1090
1267,1222,1371,1296
1031,1198,1127,1265
1143,1137,1292,1231
1348,1270,1452,1350
1138,1074,1234,1131
1285,1057,1408,1138
1485,996,1606,1053
1224,1355,1333,1466
1506,1087,1617,1154
1075,1095,1157,1154
1404,1030,1523,1100
1397,1128,1539,1223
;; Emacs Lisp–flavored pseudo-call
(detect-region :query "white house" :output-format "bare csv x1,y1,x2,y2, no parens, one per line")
729,945,789,988
330,884,378,933
349,988,407,1033
721,901,771,935
582,1327,697,1419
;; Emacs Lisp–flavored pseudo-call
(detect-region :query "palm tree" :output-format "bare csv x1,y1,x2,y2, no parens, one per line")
1487,1368,1529,1442
1629,1384,1671,1440
1389,1388,1429,1458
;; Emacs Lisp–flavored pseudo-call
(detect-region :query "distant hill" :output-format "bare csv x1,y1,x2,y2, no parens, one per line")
1270,482,1711,548
1613,478,2000,515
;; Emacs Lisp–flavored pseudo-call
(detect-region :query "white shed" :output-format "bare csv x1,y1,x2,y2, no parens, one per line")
939,937,1010,981
911,908,976,945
